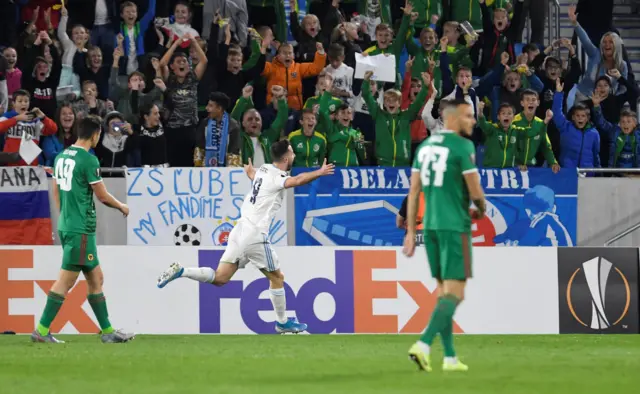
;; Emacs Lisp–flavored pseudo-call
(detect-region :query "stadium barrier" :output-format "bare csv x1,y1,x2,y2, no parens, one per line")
1,246,637,335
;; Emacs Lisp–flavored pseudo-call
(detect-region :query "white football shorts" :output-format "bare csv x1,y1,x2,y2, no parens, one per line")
219,220,279,272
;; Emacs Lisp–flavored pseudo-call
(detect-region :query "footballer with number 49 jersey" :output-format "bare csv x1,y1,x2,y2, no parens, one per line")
54,146,102,235
32,116,134,344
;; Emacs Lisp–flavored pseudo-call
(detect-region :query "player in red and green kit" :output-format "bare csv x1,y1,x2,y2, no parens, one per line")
31,116,134,344
404,99,486,372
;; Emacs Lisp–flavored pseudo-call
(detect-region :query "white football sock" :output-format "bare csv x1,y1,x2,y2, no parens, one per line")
416,341,430,355
182,267,215,283
444,357,458,365
269,287,288,324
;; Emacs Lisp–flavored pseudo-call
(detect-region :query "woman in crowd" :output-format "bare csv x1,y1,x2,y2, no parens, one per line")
137,103,169,167
159,32,208,167
569,4,628,105
42,103,80,166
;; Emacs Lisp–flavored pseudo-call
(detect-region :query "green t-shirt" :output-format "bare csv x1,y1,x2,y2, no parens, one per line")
412,131,477,233
54,146,102,234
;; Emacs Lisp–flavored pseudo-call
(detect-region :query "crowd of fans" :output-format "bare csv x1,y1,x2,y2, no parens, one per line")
0,0,638,172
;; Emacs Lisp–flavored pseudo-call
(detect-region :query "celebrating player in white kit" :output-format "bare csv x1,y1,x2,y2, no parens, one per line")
157,139,335,333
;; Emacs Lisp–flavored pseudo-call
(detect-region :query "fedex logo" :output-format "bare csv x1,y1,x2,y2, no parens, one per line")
0,250,99,334
198,250,463,334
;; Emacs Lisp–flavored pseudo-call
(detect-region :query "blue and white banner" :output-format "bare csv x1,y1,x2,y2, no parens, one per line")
293,167,577,247
126,168,288,246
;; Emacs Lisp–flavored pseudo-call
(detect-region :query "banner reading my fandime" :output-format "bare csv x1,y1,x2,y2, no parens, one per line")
126,168,288,246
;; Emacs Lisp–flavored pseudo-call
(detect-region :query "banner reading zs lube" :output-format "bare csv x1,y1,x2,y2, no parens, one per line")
126,168,288,246
293,167,577,247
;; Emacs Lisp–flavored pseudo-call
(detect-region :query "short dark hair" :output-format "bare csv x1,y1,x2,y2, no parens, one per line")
12,89,30,100
120,1,137,12
456,66,472,77
328,43,345,60
620,109,638,120
498,102,516,114
175,0,192,12
128,71,145,83
300,108,316,119
596,75,612,87
520,89,539,100
522,43,539,54
170,52,188,65
77,116,102,140
270,139,291,162
569,103,591,119
337,103,351,113
208,92,231,111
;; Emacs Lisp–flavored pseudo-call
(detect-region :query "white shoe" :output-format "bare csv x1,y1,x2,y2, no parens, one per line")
157,262,184,289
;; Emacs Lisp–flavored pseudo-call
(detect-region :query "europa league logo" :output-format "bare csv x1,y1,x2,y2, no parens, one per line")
566,257,631,330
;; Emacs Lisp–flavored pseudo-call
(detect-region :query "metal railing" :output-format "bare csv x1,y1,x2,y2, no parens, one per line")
549,0,561,47
576,167,640,246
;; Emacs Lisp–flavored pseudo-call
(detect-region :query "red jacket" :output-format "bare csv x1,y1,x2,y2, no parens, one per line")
21,1,62,32
401,68,432,143
0,113,57,166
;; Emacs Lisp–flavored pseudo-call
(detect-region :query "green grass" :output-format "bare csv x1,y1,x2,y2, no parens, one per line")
1,335,639,394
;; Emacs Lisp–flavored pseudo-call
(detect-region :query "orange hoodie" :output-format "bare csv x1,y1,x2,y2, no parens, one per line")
262,51,327,110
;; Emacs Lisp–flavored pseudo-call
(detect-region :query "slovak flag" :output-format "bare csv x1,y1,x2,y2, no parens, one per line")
0,166,53,245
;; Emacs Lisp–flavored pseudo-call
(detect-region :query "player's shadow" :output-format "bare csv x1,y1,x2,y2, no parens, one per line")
256,369,412,385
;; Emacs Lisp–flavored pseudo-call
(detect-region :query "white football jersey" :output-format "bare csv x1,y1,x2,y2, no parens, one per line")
240,164,290,234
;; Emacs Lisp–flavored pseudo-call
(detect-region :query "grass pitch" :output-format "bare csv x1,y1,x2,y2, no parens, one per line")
1,335,639,394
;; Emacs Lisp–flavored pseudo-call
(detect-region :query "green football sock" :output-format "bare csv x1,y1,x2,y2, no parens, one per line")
419,297,448,346
439,295,461,358
87,293,114,334
37,291,65,336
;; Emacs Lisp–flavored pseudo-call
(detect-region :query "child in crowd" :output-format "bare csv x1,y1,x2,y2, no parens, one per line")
318,87,366,166
288,109,327,167
262,42,327,111
401,56,430,154
304,72,343,117
513,89,559,170
74,46,110,100
158,1,200,49
362,5,412,87
552,79,600,170
478,101,543,168
323,44,355,105
23,31,62,118
117,0,157,75
57,4,88,100
363,70,429,167
592,93,640,168
405,27,442,96
0,90,57,166
41,103,87,166
2,47,21,96
478,0,522,74
441,21,474,75
110,50,165,125
72,80,110,119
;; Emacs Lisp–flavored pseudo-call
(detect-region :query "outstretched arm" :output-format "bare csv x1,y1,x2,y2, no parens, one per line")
283,159,335,188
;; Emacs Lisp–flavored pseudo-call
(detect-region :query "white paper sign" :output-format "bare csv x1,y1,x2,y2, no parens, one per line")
19,132,42,164
354,53,397,83
125,167,288,246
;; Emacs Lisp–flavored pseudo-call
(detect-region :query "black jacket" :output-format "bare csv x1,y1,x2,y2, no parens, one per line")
137,123,169,166
479,1,523,74
22,45,62,119
66,0,119,31
73,52,111,100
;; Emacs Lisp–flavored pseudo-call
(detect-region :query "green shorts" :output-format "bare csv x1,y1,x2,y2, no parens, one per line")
59,231,100,273
424,230,472,281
